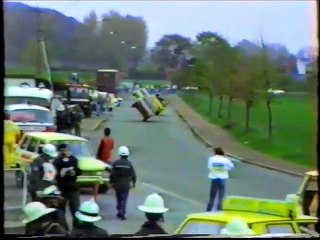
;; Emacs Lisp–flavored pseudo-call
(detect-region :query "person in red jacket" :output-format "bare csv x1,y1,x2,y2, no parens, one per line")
96,128,114,164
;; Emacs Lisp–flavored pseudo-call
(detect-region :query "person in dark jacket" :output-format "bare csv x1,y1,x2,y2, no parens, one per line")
71,199,108,237
23,201,68,236
28,144,58,201
110,146,137,220
38,185,69,231
53,143,82,227
135,193,168,236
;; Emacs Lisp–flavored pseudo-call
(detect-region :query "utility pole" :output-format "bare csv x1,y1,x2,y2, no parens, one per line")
35,10,44,76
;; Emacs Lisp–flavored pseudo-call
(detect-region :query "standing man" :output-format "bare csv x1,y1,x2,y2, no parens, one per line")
28,144,58,201
206,147,234,212
110,146,137,220
53,144,82,226
96,128,114,164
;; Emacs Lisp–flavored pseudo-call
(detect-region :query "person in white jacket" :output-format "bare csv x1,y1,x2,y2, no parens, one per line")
206,147,234,211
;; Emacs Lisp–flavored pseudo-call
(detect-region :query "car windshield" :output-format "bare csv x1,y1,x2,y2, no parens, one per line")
5,97,50,108
69,87,89,99
50,140,92,157
179,221,225,235
9,109,53,123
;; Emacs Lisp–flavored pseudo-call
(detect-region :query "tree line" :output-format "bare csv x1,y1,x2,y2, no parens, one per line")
5,3,148,71
150,32,317,137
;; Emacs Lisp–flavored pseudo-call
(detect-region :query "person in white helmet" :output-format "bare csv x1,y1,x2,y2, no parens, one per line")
28,144,58,201
220,218,254,236
38,185,69,231
109,146,137,220
71,199,108,237
135,193,168,236
23,201,68,236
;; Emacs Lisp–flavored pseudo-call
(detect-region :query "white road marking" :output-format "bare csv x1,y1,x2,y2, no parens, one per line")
140,181,203,208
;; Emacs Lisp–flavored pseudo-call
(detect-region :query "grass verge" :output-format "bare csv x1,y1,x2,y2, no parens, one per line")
180,91,317,167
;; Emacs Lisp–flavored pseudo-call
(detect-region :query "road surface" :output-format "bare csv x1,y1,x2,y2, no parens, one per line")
4,95,303,234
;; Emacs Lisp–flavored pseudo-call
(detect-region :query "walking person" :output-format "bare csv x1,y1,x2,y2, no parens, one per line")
53,144,82,227
28,144,58,201
135,193,168,236
23,201,68,236
96,128,115,164
71,199,108,237
110,146,137,220
206,147,234,211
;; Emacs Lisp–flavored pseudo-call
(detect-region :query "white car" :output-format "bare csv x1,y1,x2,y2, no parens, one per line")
6,104,56,132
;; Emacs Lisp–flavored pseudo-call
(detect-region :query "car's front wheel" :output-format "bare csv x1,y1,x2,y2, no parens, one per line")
15,170,24,189
98,184,109,194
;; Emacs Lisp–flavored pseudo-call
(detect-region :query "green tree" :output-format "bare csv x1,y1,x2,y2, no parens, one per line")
151,34,192,69
195,32,236,118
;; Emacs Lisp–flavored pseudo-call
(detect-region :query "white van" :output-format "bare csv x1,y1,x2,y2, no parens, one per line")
5,104,56,132
5,84,54,108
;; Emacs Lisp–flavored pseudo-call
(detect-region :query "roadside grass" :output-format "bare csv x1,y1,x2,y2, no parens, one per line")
180,91,317,167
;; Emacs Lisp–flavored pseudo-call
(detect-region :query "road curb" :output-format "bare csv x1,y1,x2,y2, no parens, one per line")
173,108,305,178
81,117,109,132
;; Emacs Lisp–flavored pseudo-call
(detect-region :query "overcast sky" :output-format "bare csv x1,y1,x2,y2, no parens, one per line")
17,0,316,54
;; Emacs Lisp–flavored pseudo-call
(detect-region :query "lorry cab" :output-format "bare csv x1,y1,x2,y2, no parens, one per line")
65,83,92,117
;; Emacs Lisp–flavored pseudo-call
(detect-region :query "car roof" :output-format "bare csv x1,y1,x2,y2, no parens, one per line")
6,104,50,111
5,86,53,99
24,132,87,142
306,170,318,177
186,211,318,224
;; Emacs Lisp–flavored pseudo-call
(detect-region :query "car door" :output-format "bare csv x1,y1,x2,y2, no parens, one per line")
19,135,32,165
22,137,40,165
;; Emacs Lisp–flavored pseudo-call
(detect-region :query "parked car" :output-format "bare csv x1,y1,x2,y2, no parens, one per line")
174,196,318,235
6,103,56,132
14,132,111,193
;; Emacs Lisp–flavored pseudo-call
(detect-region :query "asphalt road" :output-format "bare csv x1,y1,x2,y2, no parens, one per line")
4,95,304,235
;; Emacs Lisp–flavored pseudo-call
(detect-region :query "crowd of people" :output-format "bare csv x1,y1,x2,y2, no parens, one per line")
23,125,171,236
23,131,237,236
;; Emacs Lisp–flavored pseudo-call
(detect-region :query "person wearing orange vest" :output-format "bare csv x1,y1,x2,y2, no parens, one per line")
4,112,21,169
96,128,115,164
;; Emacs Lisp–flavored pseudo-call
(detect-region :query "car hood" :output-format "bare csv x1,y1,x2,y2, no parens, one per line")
77,156,112,171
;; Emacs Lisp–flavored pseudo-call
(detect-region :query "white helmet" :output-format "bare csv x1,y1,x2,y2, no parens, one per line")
118,146,130,157
42,144,58,158
220,218,254,236
22,202,56,224
137,193,169,213
39,185,62,199
75,199,101,222
57,104,65,112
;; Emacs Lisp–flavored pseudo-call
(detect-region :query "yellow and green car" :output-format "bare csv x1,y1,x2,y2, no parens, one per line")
174,196,318,236
15,132,111,193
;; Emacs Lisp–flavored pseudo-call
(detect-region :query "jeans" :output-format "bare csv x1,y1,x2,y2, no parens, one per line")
115,189,129,216
206,179,226,211
62,191,80,226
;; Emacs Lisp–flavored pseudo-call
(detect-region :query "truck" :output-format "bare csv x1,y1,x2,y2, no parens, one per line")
96,69,121,94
